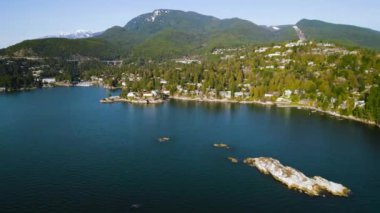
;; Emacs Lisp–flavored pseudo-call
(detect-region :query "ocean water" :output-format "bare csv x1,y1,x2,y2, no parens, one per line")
1,87,380,212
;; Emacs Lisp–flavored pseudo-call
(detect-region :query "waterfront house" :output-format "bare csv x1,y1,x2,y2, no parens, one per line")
284,90,292,98
42,78,56,84
143,92,153,98
264,93,274,98
127,92,136,98
219,91,232,99
234,92,244,98
151,90,159,96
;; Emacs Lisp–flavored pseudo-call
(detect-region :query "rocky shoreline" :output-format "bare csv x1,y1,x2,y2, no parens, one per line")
244,157,351,197
100,96,164,104
170,96,379,128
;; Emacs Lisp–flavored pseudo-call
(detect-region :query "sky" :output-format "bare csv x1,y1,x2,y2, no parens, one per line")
1,0,379,48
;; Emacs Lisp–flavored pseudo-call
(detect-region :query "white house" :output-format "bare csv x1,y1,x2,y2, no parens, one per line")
219,91,232,99
151,90,159,96
267,52,281,58
264,93,274,98
255,47,269,53
127,92,136,98
284,90,292,98
234,92,244,98
355,100,365,108
42,78,56,84
143,92,153,98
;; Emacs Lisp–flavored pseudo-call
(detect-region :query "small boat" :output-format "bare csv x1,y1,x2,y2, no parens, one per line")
158,137,170,142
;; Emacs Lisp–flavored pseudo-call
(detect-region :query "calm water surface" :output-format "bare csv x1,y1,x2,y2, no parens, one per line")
1,87,380,212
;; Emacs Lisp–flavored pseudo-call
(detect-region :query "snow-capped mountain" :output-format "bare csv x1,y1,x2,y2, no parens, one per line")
44,30,102,39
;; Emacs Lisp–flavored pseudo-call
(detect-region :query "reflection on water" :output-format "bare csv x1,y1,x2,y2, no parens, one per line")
170,100,242,113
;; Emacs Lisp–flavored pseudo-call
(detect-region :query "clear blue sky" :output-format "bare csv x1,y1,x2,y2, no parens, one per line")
1,0,379,48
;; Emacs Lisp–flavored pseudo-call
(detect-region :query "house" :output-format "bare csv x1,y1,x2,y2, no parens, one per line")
355,100,365,108
163,90,170,95
264,93,274,98
284,90,292,98
122,82,127,87
32,70,43,77
0,87,5,92
219,91,232,99
234,92,244,98
151,90,159,96
160,80,168,84
255,47,269,53
143,93,153,98
267,52,281,58
175,58,201,64
42,78,56,84
127,92,136,98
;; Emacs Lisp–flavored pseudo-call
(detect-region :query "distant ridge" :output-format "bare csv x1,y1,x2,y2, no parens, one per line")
2,9,380,59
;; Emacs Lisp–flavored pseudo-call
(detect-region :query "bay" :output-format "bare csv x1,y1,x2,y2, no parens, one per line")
1,87,380,212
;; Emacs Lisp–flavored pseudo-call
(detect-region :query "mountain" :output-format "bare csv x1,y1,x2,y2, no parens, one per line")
297,19,380,50
2,9,380,59
98,9,297,58
44,30,102,39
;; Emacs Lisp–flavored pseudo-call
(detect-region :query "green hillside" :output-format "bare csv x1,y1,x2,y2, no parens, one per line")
297,19,380,50
4,38,121,59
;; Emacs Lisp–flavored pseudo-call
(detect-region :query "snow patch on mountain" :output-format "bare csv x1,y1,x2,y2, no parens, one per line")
44,30,101,39
146,9,170,22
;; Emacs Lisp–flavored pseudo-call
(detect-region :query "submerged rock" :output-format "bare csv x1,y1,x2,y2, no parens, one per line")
158,137,170,142
244,157,350,197
130,204,141,210
228,157,238,164
213,143,230,149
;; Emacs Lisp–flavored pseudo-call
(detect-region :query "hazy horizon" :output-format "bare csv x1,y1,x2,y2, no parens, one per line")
1,0,380,49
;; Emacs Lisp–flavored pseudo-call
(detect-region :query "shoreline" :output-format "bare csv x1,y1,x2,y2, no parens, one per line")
2,86,378,128
169,96,380,128
100,96,164,104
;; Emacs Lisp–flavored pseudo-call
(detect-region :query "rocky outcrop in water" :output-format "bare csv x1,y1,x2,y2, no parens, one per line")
244,157,350,197
228,157,238,164
213,143,230,149
158,137,170,142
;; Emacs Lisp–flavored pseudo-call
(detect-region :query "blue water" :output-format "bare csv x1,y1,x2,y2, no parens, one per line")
1,87,380,212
